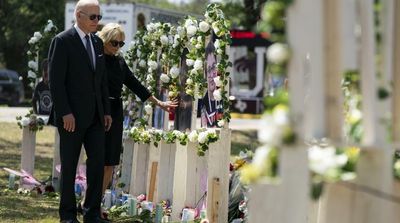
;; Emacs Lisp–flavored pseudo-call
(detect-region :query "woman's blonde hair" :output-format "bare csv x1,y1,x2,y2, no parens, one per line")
97,23,125,44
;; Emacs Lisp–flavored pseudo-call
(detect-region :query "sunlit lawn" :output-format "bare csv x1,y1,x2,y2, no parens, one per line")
0,122,258,222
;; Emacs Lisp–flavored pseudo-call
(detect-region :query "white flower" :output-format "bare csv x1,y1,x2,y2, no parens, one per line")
28,61,38,71
177,26,186,37
146,23,155,32
212,22,220,35
186,59,194,67
195,43,202,49
168,91,175,98
29,82,35,89
139,60,146,68
217,119,225,127
186,25,198,37
170,66,180,79
186,78,193,85
272,106,289,126
184,19,197,28
193,59,203,71
199,21,210,33
214,76,222,87
44,20,54,32
188,131,198,142
144,104,153,114
33,32,42,40
308,146,347,175
27,51,32,56
206,128,216,135
214,39,221,49
160,73,170,83
213,89,222,101
252,146,272,170
198,132,208,144
28,37,38,45
160,35,169,45
28,70,36,79
267,43,290,64
217,49,223,54
146,75,154,82
136,49,141,57
123,101,129,108
21,117,30,126
147,60,158,70
129,110,134,116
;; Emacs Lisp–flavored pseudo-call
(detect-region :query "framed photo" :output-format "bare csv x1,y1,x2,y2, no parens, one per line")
200,33,223,128
174,49,193,131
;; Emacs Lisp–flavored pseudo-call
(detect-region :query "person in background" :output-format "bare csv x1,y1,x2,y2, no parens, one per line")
96,22,177,220
32,58,52,115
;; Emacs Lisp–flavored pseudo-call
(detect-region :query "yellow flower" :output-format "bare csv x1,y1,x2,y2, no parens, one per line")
240,164,262,185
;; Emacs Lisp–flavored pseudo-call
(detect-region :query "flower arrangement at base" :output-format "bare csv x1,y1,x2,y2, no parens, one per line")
16,109,45,132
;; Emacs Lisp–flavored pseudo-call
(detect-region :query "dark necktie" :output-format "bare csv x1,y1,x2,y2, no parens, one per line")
85,34,94,69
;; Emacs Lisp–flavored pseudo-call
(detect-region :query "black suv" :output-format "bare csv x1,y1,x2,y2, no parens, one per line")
0,69,24,106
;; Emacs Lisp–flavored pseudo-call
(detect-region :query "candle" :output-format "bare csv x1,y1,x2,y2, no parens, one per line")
128,197,137,216
155,204,163,223
104,189,112,208
8,173,15,189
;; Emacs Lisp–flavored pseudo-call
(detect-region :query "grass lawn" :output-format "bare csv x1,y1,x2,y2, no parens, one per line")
0,122,258,222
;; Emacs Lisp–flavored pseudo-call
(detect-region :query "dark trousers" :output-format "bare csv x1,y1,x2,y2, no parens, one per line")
58,117,105,221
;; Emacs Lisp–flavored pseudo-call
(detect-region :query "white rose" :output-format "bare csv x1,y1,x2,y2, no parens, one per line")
188,131,198,142
148,60,158,70
33,31,42,40
186,78,193,85
160,73,170,83
168,91,175,98
207,128,216,135
184,19,195,28
213,89,222,101
28,61,38,71
144,104,153,114
193,59,203,71
198,132,208,144
146,75,153,82
212,22,220,34
170,66,180,79
267,43,290,64
177,26,186,37
217,49,223,54
21,117,30,126
186,25,197,37
199,21,210,33
186,59,194,67
44,20,54,32
28,37,37,45
139,60,146,68
217,119,225,127
27,51,32,56
123,101,129,108
214,39,221,49
136,49,141,57
160,35,169,45
27,70,36,79
146,23,155,32
129,110,134,116
214,76,222,87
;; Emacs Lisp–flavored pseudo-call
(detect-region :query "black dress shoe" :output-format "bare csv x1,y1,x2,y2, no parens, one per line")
60,219,80,223
83,217,111,223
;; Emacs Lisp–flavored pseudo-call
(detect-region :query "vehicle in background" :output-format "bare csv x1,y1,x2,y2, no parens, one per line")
0,69,24,106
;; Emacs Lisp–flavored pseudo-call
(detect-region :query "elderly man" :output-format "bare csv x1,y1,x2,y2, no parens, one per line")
48,0,112,222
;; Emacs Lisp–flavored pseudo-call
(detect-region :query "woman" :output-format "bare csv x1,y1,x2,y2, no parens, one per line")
97,23,177,219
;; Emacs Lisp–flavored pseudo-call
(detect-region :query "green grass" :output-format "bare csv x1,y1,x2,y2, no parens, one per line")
0,122,258,222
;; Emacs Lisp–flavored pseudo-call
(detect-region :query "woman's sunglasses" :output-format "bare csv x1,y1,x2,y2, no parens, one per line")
80,11,102,21
110,40,125,48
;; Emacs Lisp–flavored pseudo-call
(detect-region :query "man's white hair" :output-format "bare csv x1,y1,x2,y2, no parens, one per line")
74,0,100,20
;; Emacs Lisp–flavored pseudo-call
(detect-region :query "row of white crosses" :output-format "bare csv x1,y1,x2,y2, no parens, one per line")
248,0,399,222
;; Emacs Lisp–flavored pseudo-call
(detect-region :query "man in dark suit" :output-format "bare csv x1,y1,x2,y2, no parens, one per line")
48,1,112,222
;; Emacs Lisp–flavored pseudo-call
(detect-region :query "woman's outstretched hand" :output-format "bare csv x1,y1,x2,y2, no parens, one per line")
158,99,178,112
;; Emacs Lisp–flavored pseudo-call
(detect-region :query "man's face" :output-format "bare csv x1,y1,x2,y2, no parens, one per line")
76,4,101,33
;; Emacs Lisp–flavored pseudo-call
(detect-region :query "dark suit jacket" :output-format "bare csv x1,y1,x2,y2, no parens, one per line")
48,27,110,129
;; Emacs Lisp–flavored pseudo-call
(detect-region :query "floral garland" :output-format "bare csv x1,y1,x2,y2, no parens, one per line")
203,3,233,126
16,109,46,132
128,127,217,156
26,20,58,89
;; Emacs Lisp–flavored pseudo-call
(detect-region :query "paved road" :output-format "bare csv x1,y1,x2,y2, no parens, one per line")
0,107,261,130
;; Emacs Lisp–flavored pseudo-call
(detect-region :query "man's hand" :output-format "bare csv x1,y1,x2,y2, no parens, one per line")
63,113,75,132
104,115,112,131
